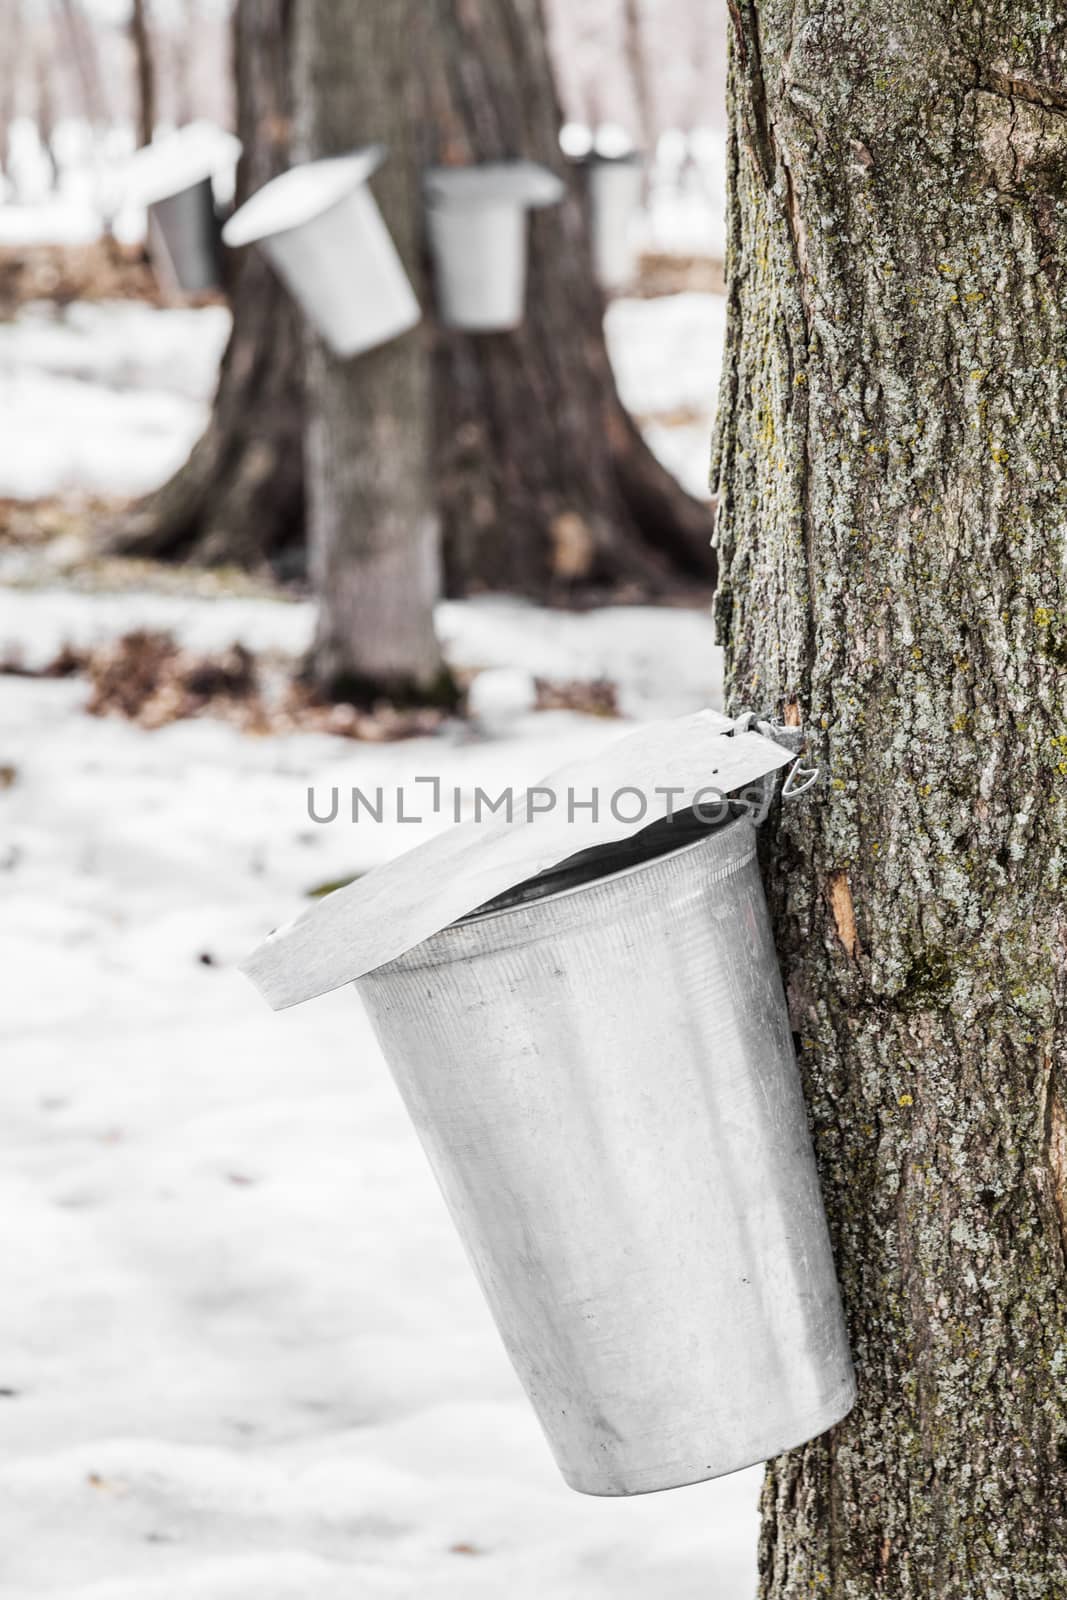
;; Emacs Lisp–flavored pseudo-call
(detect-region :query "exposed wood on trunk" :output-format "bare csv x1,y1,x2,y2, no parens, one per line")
826,871,859,960
715,2,1067,1593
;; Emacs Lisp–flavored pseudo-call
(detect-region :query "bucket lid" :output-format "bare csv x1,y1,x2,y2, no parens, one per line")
222,146,387,248
424,161,566,211
123,121,242,207
241,709,794,1011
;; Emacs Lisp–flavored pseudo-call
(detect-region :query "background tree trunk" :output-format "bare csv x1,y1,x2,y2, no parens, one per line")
57,0,109,132
35,35,59,189
110,0,713,598
424,0,712,596
715,3,1067,1594
293,0,446,699
171,0,197,128
110,0,305,571
621,0,655,155
0,0,22,195
129,0,155,149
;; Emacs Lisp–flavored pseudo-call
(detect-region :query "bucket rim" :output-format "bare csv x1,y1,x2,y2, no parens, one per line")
363,814,756,978
454,811,753,928
241,710,794,1009
424,159,565,211
222,146,386,248
571,149,645,168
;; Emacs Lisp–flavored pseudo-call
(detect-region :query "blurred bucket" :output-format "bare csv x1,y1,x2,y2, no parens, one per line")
585,153,643,290
356,813,856,1496
124,123,242,297
222,147,421,359
425,161,565,332
147,177,222,296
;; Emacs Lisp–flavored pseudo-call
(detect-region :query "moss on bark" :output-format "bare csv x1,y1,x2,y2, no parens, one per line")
716,3,1067,1594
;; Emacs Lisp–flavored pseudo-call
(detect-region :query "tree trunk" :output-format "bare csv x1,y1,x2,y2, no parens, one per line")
35,36,59,189
109,0,713,598
109,0,305,572
171,0,197,127
57,0,109,131
621,0,655,152
292,0,446,699
424,0,712,596
129,0,155,149
0,0,23,192
715,4,1067,1595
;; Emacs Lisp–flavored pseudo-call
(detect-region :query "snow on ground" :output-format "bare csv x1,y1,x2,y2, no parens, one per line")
0,587,722,725
605,291,725,499
639,161,727,263
0,303,231,499
0,195,106,248
606,293,725,421
1,584,756,1600
0,292,720,503
0,175,724,502
0,253,752,1596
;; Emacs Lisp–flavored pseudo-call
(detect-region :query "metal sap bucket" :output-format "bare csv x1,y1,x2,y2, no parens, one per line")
147,177,223,296
585,153,644,290
355,812,856,1496
124,123,242,297
425,161,565,332
222,147,421,359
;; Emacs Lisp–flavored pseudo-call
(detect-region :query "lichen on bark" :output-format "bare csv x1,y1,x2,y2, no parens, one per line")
715,3,1067,1594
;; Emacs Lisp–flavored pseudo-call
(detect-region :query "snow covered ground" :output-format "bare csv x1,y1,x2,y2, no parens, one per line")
0,303,232,500
0,256,759,1597
605,291,725,499
0,588,759,1600
0,292,721,503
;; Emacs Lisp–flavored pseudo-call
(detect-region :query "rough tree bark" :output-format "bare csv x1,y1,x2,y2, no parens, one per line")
293,0,446,699
110,0,305,571
715,3,1067,1595
110,0,713,597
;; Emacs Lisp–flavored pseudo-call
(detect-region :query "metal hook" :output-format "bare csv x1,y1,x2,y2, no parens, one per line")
730,708,820,809
781,756,821,801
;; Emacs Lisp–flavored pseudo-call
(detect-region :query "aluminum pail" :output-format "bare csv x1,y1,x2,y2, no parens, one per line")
148,177,223,296
425,201,526,331
356,813,855,1496
222,148,421,359
424,161,565,333
586,154,643,290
